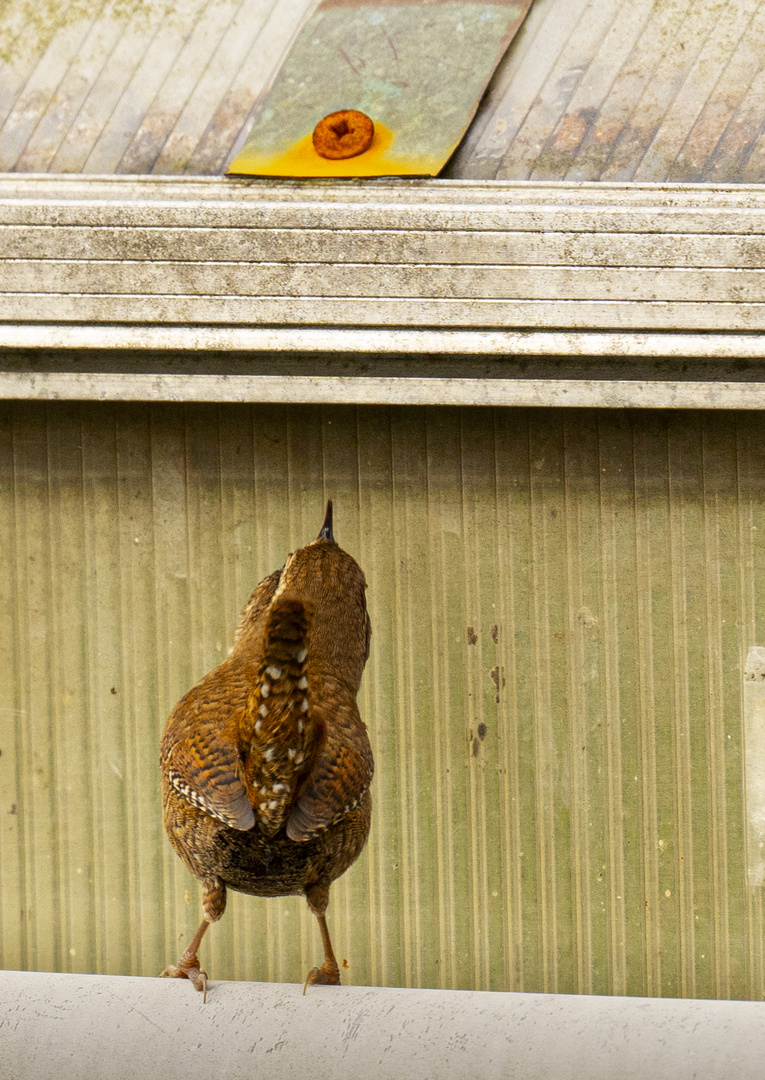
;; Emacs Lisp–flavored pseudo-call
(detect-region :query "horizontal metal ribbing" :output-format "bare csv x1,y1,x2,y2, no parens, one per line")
0,371,763,409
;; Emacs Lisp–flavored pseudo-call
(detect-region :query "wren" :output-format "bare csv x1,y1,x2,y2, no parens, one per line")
160,501,373,996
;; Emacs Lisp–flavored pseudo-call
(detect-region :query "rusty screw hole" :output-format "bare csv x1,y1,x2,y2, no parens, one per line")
313,109,374,160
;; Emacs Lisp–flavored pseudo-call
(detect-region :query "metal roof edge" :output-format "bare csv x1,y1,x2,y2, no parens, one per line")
3,175,765,407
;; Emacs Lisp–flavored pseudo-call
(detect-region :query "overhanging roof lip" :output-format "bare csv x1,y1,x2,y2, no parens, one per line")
8,173,765,189
3,174,765,406
7,173,765,195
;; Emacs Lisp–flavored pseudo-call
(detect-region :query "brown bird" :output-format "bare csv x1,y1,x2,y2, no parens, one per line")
160,501,373,996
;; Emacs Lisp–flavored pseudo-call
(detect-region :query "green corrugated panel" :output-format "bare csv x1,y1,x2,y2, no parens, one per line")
0,403,763,997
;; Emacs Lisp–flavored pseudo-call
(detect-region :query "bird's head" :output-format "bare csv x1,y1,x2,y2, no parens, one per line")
274,501,371,691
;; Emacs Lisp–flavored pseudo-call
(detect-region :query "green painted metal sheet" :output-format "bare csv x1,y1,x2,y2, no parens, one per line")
0,402,763,998
227,0,532,177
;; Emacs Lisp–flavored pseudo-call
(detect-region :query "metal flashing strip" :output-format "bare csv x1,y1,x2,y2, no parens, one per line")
2,372,765,408
4,175,765,405
3,324,765,358
227,0,533,177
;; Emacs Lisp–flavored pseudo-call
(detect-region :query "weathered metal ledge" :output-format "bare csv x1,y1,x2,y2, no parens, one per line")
4,175,765,406
2,971,765,1080
1,372,764,409
4,325,765,358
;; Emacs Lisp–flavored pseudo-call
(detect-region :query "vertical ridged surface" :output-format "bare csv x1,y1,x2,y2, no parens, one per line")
1,402,765,998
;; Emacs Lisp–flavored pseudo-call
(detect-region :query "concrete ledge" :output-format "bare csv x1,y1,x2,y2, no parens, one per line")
2,971,765,1080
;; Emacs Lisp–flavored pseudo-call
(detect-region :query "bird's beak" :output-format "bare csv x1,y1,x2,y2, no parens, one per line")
317,500,334,542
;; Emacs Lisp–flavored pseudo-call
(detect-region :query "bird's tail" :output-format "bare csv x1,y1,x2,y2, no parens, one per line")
241,594,316,837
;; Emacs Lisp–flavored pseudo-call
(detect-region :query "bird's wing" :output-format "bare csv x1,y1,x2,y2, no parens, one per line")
162,564,285,832
162,679,255,832
286,700,373,842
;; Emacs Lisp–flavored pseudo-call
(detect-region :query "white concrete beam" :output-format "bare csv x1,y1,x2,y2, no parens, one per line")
2,971,765,1080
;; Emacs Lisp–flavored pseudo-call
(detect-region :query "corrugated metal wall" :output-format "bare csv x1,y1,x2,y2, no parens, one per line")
1,402,765,998
5,0,765,183
451,0,765,182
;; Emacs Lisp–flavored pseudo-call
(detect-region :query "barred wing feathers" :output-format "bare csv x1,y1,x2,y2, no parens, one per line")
287,698,373,842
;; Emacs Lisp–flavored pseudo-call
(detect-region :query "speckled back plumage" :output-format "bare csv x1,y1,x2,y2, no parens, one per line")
159,505,373,991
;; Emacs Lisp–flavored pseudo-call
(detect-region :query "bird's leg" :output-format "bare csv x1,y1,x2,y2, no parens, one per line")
303,883,341,993
160,876,226,1002
160,917,211,999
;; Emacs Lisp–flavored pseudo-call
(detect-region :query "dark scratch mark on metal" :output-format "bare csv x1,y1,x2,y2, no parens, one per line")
338,48,363,76
385,30,398,63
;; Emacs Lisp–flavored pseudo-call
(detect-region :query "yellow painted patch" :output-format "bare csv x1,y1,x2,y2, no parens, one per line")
227,122,443,178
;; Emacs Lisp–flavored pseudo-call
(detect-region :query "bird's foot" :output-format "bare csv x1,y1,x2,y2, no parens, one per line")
160,956,209,1002
302,959,340,995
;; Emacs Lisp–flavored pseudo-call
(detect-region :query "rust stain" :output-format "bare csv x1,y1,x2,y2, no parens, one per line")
570,120,628,180
530,108,599,177
467,626,477,646
7,0,765,181
490,664,505,704
669,97,744,184
455,0,765,184
313,109,374,160
554,110,592,152
228,121,438,177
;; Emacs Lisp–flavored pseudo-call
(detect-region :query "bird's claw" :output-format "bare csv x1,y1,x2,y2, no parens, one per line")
302,961,341,995
160,958,209,1002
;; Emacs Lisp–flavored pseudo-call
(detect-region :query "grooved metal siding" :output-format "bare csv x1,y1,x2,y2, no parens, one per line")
0,0,310,175
1,402,764,998
7,177,765,411
9,178,765,334
3,0,765,182
452,0,765,183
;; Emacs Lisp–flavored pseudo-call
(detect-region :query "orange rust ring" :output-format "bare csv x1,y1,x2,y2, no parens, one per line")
312,110,374,160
